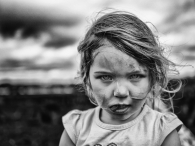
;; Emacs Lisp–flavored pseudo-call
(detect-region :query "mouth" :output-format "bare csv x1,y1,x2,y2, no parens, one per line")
109,104,130,114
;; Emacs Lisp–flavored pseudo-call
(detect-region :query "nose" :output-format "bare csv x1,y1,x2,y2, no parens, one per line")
114,82,129,98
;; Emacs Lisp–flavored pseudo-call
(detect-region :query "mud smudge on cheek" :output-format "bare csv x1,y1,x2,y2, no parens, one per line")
131,88,149,99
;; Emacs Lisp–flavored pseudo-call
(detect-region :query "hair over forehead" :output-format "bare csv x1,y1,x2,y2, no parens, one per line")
79,11,157,49
78,11,179,99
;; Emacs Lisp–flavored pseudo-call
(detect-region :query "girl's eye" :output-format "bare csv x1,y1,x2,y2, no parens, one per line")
100,75,113,81
129,74,144,80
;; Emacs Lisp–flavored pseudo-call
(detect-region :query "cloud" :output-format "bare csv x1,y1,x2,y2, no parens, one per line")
0,34,79,70
0,19,80,49
0,0,195,83
0,0,84,50
0,0,82,25
43,25,82,48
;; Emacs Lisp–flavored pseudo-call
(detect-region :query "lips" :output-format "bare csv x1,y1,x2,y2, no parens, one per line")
109,104,130,114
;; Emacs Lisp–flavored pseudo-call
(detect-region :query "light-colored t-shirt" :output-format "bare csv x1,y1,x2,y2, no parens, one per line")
62,105,182,146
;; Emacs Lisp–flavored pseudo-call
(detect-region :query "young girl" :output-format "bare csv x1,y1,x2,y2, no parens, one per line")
59,11,183,146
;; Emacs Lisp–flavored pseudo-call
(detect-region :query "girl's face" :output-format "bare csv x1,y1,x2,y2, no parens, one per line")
89,40,151,125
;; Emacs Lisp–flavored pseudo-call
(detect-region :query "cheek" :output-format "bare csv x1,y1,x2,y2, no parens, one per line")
139,87,150,96
132,99,147,110
90,78,111,98
131,83,150,98
91,84,112,107
93,89,106,106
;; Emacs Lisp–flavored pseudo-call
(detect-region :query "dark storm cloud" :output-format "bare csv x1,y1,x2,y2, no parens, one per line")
0,20,41,38
0,10,81,36
0,19,79,47
0,0,82,47
44,37,76,48
187,46,195,52
0,0,81,27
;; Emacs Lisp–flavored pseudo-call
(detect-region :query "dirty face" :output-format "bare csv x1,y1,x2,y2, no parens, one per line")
89,40,151,125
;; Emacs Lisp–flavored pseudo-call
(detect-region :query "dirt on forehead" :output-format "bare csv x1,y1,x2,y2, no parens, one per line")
92,45,148,74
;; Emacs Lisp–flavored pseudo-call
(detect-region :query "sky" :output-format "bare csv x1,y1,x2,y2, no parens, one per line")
0,0,195,84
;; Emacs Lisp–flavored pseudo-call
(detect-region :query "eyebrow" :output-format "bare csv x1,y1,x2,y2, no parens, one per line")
94,71,112,74
94,69,148,74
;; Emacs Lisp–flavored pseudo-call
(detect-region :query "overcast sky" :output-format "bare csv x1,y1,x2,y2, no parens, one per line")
0,0,195,83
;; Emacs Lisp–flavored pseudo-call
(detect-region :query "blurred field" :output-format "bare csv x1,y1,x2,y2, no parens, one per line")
0,77,195,146
0,84,95,146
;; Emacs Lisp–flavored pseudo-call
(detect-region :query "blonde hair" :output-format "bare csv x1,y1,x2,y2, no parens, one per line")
77,11,182,112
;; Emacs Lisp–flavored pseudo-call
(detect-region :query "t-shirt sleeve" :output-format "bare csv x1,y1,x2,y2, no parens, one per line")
158,112,183,145
62,110,82,144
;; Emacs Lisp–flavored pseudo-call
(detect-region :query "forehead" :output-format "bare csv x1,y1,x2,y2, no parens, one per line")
92,41,147,72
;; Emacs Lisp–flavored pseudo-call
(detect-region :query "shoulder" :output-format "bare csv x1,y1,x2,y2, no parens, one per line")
62,108,96,144
155,110,182,132
62,108,96,125
145,106,183,145
62,109,82,125
145,105,182,129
